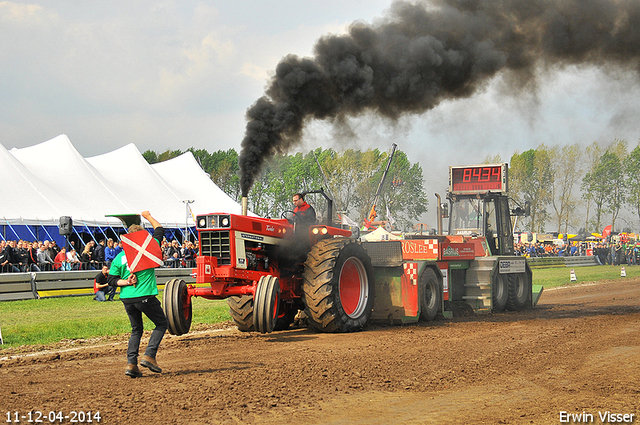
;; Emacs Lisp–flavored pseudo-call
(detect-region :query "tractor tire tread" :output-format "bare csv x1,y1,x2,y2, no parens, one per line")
302,239,374,333
227,295,254,332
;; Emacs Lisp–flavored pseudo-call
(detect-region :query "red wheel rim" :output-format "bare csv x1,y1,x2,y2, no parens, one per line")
272,290,280,320
339,257,369,318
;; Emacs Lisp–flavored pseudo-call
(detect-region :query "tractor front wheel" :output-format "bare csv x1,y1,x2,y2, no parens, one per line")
253,275,281,333
163,278,192,336
302,239,375,333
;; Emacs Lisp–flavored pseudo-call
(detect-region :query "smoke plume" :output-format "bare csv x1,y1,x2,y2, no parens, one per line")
239,0,640,196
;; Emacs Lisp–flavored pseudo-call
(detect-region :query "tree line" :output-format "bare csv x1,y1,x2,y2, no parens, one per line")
144,138,640,234
143,146,429,231
508,139,640,234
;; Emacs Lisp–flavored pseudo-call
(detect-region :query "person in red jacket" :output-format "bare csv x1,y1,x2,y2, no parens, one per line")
54,247,70,271
292,192,316,228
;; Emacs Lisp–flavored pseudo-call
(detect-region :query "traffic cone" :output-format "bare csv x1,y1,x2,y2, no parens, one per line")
621,266,626,277
570,269,577,282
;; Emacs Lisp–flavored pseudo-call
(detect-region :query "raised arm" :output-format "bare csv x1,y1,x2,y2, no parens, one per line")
141,211,161,229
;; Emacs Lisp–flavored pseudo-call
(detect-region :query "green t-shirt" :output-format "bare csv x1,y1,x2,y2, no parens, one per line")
109,227,164,300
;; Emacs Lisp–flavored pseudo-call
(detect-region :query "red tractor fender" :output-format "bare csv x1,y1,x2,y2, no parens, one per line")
309,225,352,245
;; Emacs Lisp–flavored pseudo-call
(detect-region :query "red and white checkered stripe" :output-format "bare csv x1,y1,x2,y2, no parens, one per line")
403,262,418,285
425,241,438,255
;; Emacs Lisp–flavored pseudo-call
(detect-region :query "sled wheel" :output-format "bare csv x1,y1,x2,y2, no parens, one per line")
492,274,509,312
227,295,254,332
253,275,281,333
506,273,530,311
419,268,441,321
302,239,375,332
163,278,192,335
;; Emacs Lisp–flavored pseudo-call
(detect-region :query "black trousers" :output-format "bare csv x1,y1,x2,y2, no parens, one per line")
122,297,168,365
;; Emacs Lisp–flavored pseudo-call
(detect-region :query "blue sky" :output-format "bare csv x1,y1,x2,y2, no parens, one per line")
2,0,640,221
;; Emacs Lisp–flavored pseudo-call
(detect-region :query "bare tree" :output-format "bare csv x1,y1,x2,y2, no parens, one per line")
509,145,553,233
550,144,583,233
624,142,640,228
581,142,602,232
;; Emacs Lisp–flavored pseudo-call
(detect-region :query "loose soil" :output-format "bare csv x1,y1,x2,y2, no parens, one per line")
2,278,639,424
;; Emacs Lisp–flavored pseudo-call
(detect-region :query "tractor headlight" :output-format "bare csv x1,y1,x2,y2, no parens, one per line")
197,217,207,228
312,227,329,235
221,216,230,227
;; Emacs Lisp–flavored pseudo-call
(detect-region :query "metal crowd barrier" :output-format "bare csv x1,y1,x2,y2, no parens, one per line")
1,259,197,273
0,268,196,301
527,255,600,269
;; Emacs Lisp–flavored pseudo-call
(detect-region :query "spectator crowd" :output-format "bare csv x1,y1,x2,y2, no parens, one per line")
0,237,198,273
514,240,640,265
4,234,636,274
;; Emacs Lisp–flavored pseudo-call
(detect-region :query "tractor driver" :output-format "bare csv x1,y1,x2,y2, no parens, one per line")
292,192,316,229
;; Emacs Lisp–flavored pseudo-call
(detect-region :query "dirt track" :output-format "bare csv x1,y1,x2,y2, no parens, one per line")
2,278,640,424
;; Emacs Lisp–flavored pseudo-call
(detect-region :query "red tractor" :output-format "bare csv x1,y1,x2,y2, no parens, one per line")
163,189,380,335
163,164,542,336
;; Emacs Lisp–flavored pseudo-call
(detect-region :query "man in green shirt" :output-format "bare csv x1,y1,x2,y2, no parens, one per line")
108,211,167,378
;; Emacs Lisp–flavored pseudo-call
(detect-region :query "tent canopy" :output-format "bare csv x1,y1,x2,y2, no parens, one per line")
2,134,244,228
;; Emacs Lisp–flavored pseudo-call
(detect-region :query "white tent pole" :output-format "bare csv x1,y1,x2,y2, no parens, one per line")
182,200,194,242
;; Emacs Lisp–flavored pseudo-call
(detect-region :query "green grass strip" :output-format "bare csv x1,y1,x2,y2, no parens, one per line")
0,296,230,349
532,264,640,288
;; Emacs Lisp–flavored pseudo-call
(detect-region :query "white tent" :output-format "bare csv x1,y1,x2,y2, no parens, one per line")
150,151,244,217
1,142,91,225
2,134,243,233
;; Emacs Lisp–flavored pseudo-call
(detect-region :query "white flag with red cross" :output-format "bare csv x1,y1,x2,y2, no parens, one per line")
121,230,164,273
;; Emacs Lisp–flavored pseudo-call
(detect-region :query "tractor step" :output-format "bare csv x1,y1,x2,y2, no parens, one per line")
464,257,497,312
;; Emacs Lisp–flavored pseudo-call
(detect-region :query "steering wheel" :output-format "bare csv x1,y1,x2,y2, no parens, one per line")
281,210,300,224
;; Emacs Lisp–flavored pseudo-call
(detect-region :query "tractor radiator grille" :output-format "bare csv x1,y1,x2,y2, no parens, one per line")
199,231,231,265
362,241,404,267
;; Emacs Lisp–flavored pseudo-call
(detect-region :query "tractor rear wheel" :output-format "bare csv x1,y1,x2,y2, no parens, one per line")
227,295,254,332
163,278,192,336
418,268,441,321
302,239,375,333
492,274,509,312
253,275,281,333
506,273,530,310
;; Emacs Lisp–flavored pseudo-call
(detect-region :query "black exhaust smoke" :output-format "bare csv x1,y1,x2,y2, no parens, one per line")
239,0,640,196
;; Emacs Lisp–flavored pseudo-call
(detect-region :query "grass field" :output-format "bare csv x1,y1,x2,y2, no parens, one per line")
531,264,640,288
0,264,637,350
0,296,230,349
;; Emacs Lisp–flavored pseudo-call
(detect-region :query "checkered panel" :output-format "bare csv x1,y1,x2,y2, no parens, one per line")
425,241,439,255
400,239,439,260
403,262,418,286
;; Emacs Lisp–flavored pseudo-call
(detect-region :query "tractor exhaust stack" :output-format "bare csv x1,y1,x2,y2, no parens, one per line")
241,197,248,216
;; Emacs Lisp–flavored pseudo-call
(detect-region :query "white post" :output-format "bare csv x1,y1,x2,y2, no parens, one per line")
182,200,194,243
